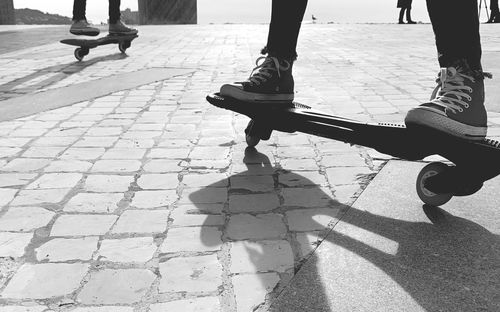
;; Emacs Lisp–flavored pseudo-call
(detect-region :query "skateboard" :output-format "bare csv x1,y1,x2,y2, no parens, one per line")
206,93,500,206
60,33,138,61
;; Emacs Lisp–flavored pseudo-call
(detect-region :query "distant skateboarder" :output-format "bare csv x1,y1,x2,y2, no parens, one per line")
70,0,138,36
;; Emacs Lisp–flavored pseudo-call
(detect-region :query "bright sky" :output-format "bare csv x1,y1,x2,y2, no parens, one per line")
13,0,439,24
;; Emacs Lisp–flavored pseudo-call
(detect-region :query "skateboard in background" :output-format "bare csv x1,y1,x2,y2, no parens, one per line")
60,33,138,61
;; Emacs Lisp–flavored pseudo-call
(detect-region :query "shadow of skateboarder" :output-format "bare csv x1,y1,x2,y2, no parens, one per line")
188,147,500,311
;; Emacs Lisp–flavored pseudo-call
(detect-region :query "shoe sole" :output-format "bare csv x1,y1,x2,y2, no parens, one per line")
405,108,487,140
109,30,138,36
70,29,100,36
220,85,293,103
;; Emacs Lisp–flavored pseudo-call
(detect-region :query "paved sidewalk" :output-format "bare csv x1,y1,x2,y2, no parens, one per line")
0,24,499,312
270,161,500,312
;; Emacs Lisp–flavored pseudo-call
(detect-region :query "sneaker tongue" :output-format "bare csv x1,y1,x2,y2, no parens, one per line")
444,67,459,79
442,67,466,85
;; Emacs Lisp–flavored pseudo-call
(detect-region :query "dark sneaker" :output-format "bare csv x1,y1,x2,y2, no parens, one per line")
405,63,491,140
220,56,294,102
70,20,100,36
109,20,138,35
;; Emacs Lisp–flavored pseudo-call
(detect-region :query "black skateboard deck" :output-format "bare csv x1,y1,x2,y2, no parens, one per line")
206,93,500,206
61,33,138,61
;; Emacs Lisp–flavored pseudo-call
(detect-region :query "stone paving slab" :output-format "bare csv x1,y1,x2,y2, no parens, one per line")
0,24,499,312
2,263,90,299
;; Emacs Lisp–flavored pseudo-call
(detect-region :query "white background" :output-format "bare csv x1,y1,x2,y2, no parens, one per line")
13,0,436,24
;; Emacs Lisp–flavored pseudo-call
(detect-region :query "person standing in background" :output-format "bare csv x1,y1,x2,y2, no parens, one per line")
486,0,500,23
397,0,417,24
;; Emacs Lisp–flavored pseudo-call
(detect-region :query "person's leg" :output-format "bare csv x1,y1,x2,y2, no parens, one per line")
266,0,308,62
492,0,500,13
406,8,416,23
220,0,308,103
399,8,406,24
108,0,138,35
70,0,100,36
108,0,121,24
72,0,86,21
405,0,490,140
492,0,500,22
487,0,495,22
428,0,482,70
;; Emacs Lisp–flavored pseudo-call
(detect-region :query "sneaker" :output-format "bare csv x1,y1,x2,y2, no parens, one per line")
405,62,491,140
220,56,294,103
108,20,138,35
70,19,100,36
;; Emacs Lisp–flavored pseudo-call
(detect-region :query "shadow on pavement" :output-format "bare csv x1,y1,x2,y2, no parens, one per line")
189,147,500,311
0,53,128,97
271,205,500,311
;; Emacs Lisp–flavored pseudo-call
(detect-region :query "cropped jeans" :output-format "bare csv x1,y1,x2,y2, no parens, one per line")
265,0,482,70
72,0,121,24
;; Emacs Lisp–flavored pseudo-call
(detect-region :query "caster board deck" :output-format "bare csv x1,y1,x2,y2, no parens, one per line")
206,93,500,206
60,33,138,61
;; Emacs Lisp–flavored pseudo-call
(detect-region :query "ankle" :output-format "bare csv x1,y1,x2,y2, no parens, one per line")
261,45,298,62
441,59,487,80
72,19,88,25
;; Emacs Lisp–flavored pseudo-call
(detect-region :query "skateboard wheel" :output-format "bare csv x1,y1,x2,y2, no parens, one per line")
119,41,131,53
74,47,89,61
416,162,453,206
246,134,260,147
74,48,85,61
245,120,260,147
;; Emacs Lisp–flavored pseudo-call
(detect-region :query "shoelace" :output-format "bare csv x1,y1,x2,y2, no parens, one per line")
240,56,290,86
430,67,491,114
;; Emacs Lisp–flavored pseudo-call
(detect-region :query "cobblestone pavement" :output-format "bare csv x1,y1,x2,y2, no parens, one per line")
0,24,499,312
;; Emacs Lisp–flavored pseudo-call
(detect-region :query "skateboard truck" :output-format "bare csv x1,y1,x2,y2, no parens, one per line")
245,120,272,147
206,93,500,207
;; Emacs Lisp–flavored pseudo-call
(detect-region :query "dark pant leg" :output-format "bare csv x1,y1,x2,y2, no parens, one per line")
109,0,121,24
427,0,482,71
72,0,87,21
399,8,406,22
266,0,308,60
491,0,499,14
406,8,412,21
